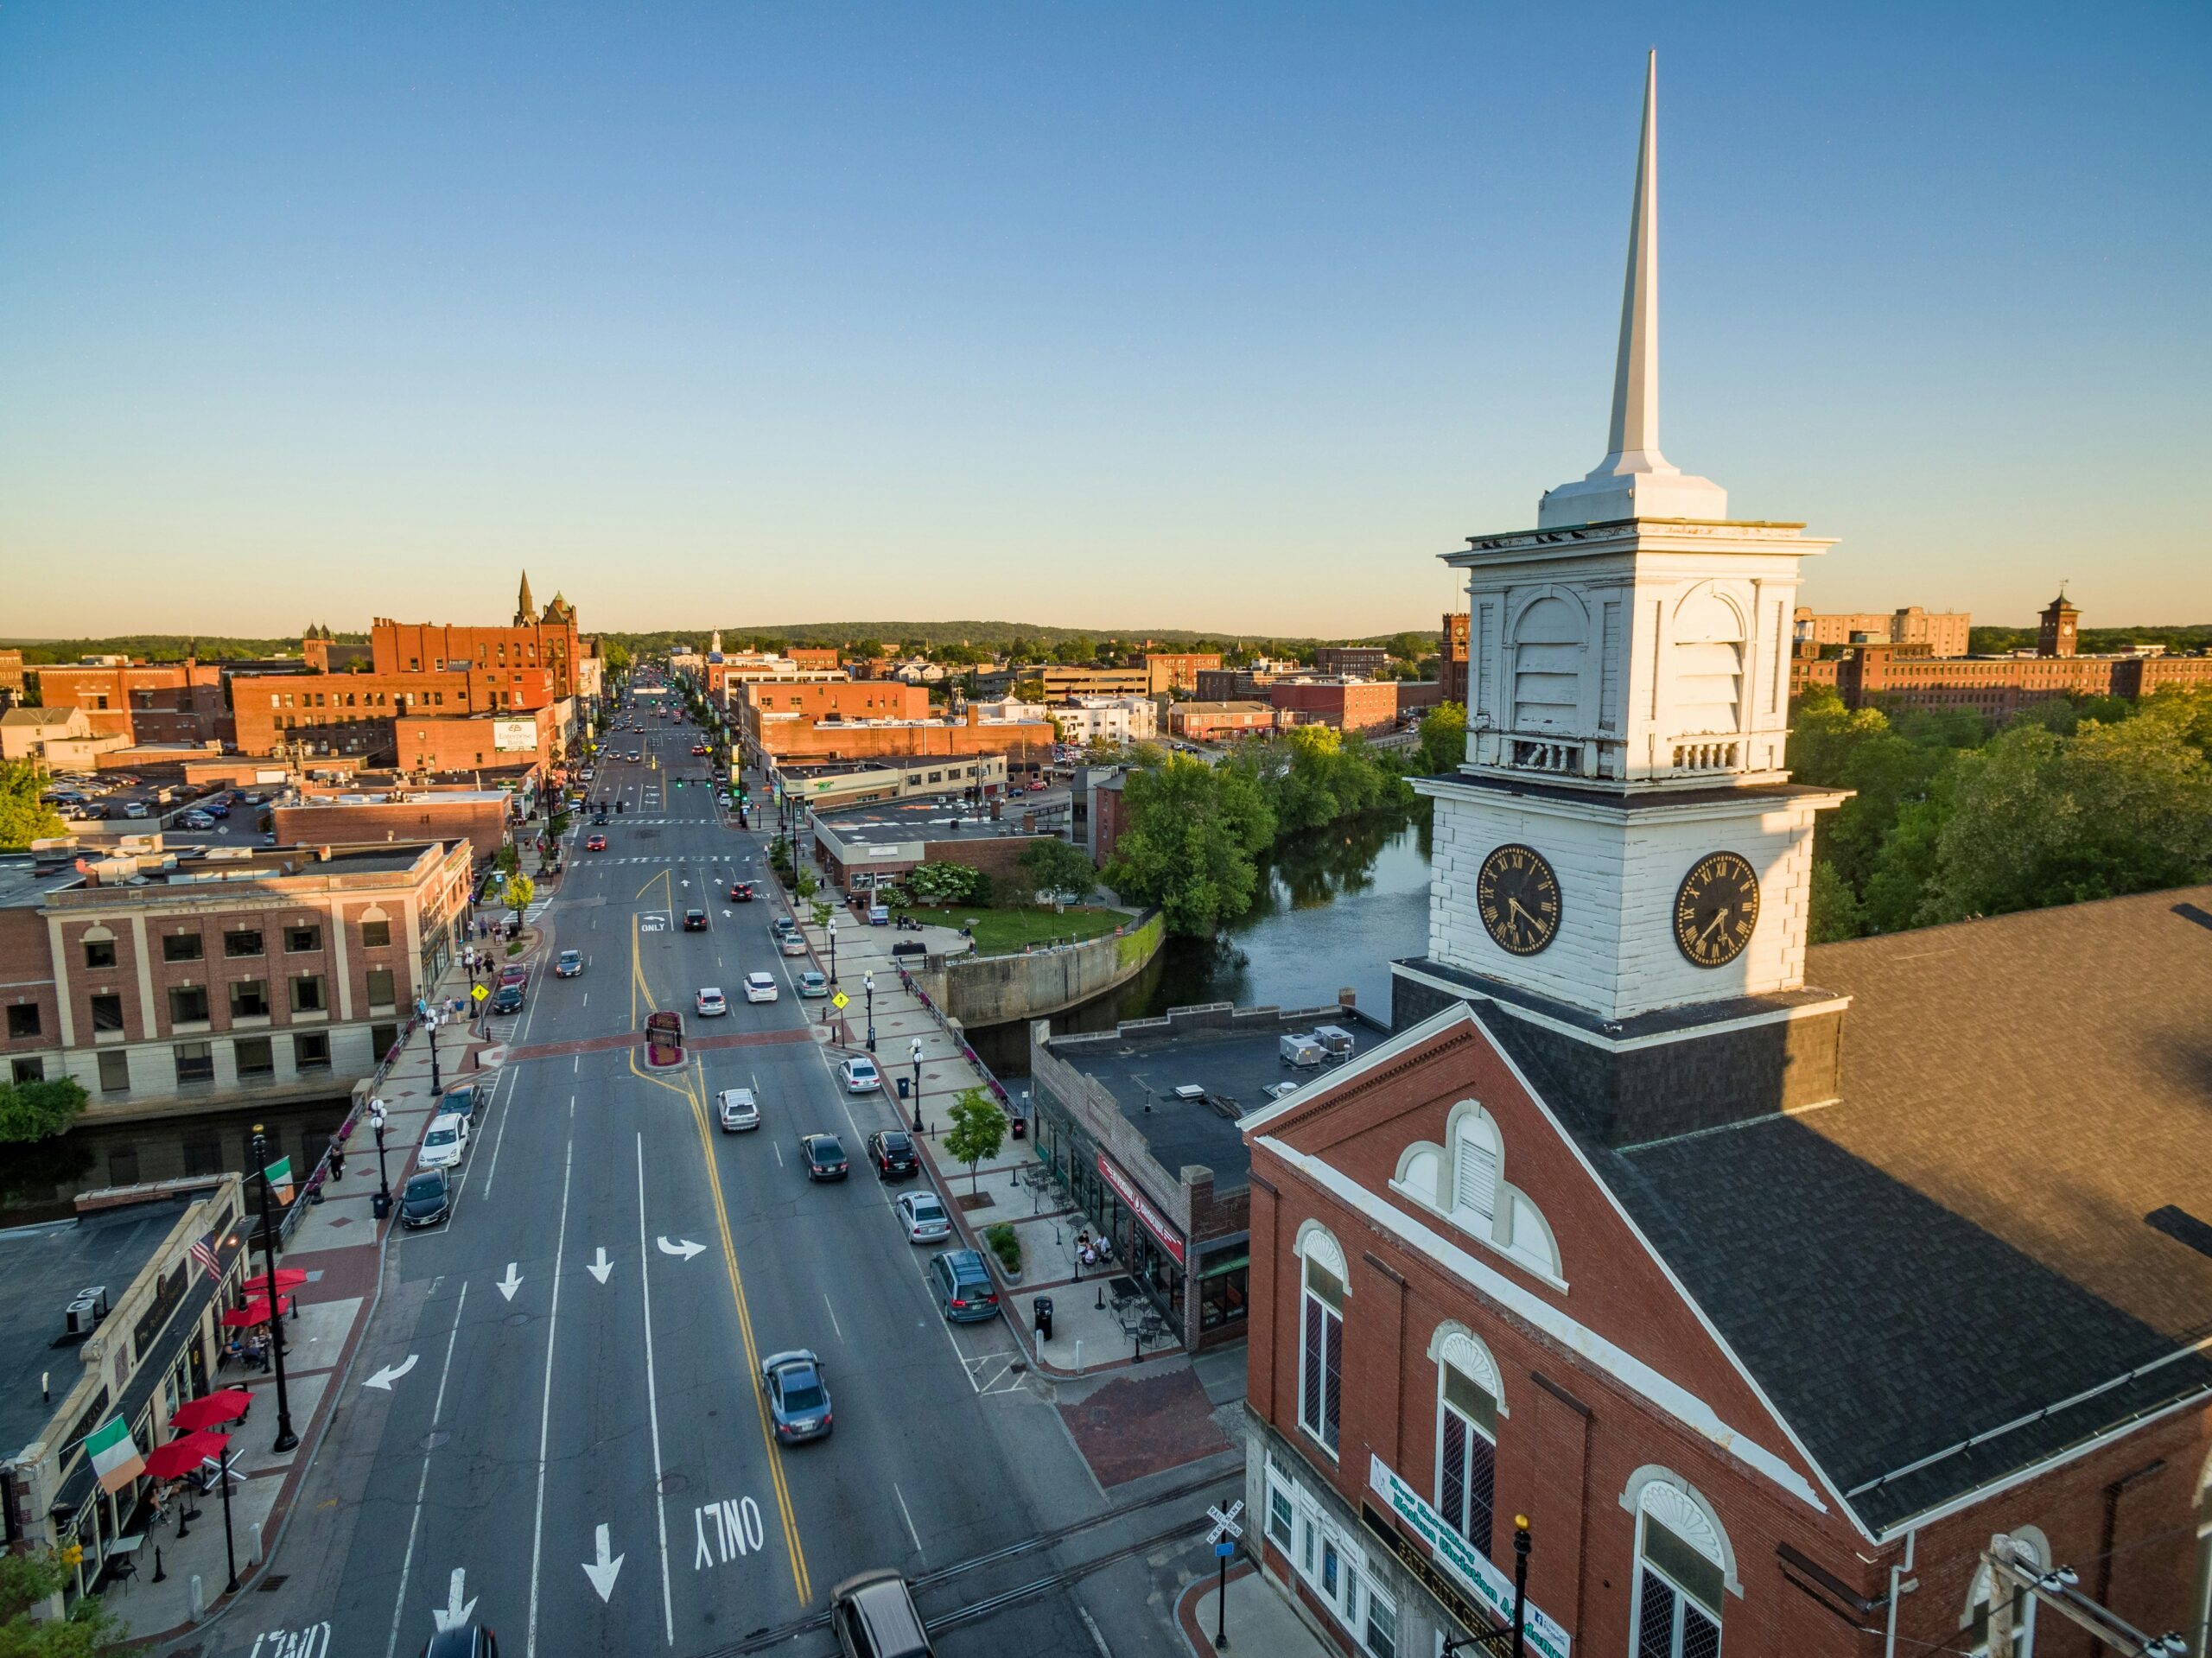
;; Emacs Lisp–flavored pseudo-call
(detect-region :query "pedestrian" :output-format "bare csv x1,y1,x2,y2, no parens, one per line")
330,1147,345,1179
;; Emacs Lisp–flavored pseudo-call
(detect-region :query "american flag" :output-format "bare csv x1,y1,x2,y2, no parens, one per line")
189,1229,221,1284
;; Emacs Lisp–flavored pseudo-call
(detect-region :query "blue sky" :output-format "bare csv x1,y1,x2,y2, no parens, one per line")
3,3,2207,638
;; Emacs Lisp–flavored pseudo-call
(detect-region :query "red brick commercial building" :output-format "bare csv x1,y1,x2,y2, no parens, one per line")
0,838,474,1115
32,660,228,746
229,666,558,759
274,789,513,862
1251,886,2212,1658
1144,652,1224,696
1440,613,1470,708
1268,678,1400,734
1168,701,1281,743
785,646,842,671
365,572,587,699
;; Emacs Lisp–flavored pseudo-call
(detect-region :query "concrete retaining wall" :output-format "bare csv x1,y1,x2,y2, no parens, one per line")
915,910,1165,1026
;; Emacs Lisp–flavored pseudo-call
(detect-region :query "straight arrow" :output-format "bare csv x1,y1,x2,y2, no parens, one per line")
581,1522,625,1602
364,1355,418,1391
655,1236,704,1261
587,1247,613,1284
432,1566,476,1632
496,1263,523,1301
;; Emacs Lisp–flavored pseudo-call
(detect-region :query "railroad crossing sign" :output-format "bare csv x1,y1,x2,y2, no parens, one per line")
1206,1500,1243,1545
830,992,850,1011
470,983,488,1003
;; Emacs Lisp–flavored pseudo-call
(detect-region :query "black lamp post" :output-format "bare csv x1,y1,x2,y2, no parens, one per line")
910,1039,925,1134
371,1101,391,1208
427,1012,442,1094
864,972,875,1052
248,1126,299,1452
219,1439,240,1594
827,918,838,987
1439,1516,1531,1656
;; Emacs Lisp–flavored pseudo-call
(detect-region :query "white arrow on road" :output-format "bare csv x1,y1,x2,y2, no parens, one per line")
496,1263,523,1301
364,1355,419,1391
656,1236,704,1261
587,1246,613,1284
432,1566,477,1632
582,1522,625,1602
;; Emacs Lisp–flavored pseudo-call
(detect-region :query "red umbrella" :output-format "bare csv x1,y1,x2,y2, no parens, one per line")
144,1429,231,1482
169,1389,251,1431
219,1293,288,1327
240,1268,308,1293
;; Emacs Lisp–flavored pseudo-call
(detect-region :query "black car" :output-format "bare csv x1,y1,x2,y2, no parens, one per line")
683,909,709,931
865,1130,919,1180
592,811,609,826
399,1170,451,1229
419,1623,498,1657
488,984,524,1015
799,1134,849,1181
439,1085,479,1121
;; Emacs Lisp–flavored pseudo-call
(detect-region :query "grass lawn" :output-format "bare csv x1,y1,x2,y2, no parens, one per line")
902,905,1131,955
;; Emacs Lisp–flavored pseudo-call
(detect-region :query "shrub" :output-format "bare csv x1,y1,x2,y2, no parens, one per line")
983,1223,1021,1274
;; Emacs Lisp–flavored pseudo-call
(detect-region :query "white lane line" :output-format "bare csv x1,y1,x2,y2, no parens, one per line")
772,1140,784,1168
524,1120,578,1657
582,992,588,1008
823,1293,844,1344
383,1278,471,1658
893,1481,923,1559
573,1056,579,1074
635,1134,676,1645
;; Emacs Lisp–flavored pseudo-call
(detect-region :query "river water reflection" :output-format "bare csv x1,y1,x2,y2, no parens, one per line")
970,808,1433,1077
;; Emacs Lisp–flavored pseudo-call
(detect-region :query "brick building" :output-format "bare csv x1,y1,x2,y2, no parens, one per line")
1039,665,1151,699
1268,678,1400,734
0,838,473,1115
229,665,558,759
366,572,587,698
0,648,26,709
1313,646,1390,678
32,659,228,746
1440,613,1470,707
1196,668,1286,702
804,791,1072,893
1792,604,1971,657
786,646,842,671
1167,701,1281,743
273,788,513,861
1144,652,1224,696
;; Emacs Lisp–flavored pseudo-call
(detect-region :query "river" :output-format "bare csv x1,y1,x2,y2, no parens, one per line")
969,807,1433,1077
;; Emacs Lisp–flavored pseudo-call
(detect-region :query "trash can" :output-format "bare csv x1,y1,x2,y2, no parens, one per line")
371,1191,391,1220
1010,1115,1027,1140
897,1077,910,1101
1034,1297,1053,1342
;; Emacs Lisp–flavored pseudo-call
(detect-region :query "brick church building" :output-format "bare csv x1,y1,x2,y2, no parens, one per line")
1239,56,2212,1658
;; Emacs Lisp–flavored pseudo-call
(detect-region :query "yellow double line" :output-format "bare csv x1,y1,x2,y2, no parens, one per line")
624,908,812,1610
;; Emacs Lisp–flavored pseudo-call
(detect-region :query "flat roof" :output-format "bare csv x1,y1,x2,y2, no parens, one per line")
0,1201,189,1458
0,856,84,908
816,791,1069,847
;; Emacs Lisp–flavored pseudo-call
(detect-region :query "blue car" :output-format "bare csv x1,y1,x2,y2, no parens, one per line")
206,801,231,818
929,1249,1001,1324
759,1350,833,1444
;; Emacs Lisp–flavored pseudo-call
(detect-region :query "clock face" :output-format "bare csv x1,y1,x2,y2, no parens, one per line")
1477,843,1562,956
1674,852,1761,968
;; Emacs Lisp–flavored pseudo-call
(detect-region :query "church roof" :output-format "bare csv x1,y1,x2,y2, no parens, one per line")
1587,885,2212,1533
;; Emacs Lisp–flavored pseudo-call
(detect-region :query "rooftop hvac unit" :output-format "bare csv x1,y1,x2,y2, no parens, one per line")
1313,1025,1355,1059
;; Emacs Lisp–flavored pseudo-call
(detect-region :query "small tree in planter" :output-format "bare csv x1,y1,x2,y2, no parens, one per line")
943,1086,1007,1195
501,873,536,932
809,898,833,931
983,1222,1021,1278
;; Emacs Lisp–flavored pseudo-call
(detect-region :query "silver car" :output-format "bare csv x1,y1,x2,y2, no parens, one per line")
717,1088,760,1132
894,1190,950,1244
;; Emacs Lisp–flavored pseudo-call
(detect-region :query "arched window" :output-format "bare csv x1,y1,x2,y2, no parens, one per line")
1296,1224,1346,1458
1510,594,1587,734
1965,1529,2044,1657
1671,588,1747,740
1450,1107,1500,1232
1630,1477,1730,1657
1430,1326,1503,1561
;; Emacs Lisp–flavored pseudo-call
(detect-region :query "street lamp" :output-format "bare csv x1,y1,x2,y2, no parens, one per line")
1440,1516,1532,1656
864,972,875,1052
218,1439,240,1594
427,1010,442,1094
827,918,838,986
248,1125,300,1452
910,1037,925,1134
370,1099,391,1209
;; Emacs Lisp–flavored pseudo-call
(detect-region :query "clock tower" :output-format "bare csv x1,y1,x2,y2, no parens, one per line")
1392,54,1853,1147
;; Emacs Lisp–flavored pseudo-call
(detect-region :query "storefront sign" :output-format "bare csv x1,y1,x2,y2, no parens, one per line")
493,719,537,752
1368,1456,1570,1658
1096,1153,1185,1264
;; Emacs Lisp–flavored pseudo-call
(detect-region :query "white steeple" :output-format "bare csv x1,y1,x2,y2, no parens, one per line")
1538,52,1728,530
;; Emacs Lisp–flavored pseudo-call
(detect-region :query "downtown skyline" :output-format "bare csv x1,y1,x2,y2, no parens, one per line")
4,3,2209,638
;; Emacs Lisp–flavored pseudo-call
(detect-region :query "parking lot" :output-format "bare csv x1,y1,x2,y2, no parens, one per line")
37,774,275,838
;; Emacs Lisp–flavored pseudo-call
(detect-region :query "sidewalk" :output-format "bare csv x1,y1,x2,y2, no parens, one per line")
1176,1560,1334,1658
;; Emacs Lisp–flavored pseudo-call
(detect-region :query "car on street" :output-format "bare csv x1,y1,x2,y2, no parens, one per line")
929,1249,1001,1323
743,971,778,1004
439,1085,480,1121
556,949,583,977
419,1623,500,1657
837,1056,882,1095
728,881,753,901
779,930,809,956
799,1133,849,1181
398,1169,452,1229
798,970,828,998
691,744,709,756
759,1349,833,1444
683,908,709,931
828,1571,931,1658
499,965,530,989
716,1088,760,1132
893,1190,951,1244
770,915,797,941
488,984,524,1015
417,1112,469,1172
592,811,608,826
586,834,607,851
865,1130,919,1180
696,987,728,1016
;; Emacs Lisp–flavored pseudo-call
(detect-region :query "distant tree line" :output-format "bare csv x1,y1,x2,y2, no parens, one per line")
1966,622,2212,657
2,633,363,665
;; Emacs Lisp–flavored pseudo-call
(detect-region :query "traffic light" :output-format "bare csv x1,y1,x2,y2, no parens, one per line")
60,1540,83,1569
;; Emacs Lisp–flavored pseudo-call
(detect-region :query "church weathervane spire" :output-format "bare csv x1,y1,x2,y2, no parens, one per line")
517,569,536,625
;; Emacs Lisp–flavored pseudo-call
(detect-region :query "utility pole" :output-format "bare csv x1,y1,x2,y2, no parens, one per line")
1982,1534,2188,1656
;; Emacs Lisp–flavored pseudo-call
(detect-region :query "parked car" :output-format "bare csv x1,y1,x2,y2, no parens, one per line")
799,1134,849,1181
123,802,150,819
865,1130,919,1180
837,1056,882,1095
439,1085,480,1121
717,1088,760,1132
779,931,809,956
744,972,778,1004
555,949,584,978
488,984,524,1015
179,810,215,829
696,987,728,1016
499,965,530,989
417,1113,469,1172
798,970,828,998
399,1169,453,1229
770,916,797,941
929,1249,1001,1323
759,1349,833,1444
894,1190,951,1244
206,801,231,817
828,1572,932,1658
683,909,709,931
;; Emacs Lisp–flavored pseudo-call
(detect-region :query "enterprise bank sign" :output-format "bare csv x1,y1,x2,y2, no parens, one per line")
1369,1456,1570,1658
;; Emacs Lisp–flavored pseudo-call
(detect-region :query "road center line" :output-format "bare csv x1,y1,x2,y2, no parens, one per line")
382,1278,470,1658
636,1134,676,1645
524,1124,577,1657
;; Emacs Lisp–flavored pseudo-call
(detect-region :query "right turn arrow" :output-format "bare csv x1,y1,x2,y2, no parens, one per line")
582,1522,625,1602
586,1247,613,1285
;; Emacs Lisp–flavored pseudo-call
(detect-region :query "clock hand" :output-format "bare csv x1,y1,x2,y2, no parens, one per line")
1697,908,1731,943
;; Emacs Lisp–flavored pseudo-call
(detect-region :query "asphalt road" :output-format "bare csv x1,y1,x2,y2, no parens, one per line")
223,708,1199,1658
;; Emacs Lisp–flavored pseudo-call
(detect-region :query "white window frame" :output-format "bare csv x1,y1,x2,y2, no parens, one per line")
1624,1473,1734,1658
1296,1223,1347,1459
1430,1325,1504,1559
1964,1528,2045,1658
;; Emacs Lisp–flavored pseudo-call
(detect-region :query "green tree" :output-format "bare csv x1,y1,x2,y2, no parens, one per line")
943,1086,1007,1194
1416,702,1467,774
810,899,833,930
1236,725,1394,834
0,1077,91,1145
1806,859,1864,943
0,762,67,851
1103,754,1275,937
1015,837,1097,905
0,1542,125,1653
500,873,535,924
908,861,983,905
600,640,633,676
1010,677,1046,702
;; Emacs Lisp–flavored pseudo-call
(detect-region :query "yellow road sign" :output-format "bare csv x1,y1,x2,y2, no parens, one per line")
830,992,849,1011
471,982,489,1002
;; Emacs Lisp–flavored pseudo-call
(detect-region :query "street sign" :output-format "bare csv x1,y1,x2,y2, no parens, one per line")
830,992,850,1011
1216,1541,1236,1558
1205,1500,1244,1544
470,983,489,1003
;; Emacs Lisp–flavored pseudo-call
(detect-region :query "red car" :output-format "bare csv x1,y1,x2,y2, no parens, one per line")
499,965,530,990
690,744,709,756
728,881,754,902
586,833,607,851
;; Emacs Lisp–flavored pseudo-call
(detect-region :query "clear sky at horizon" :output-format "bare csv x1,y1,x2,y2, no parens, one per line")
3,3,2208,638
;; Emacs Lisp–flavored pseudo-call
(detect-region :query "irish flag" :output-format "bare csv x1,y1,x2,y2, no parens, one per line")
263,1154,295,1204
86,1417,144,1495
